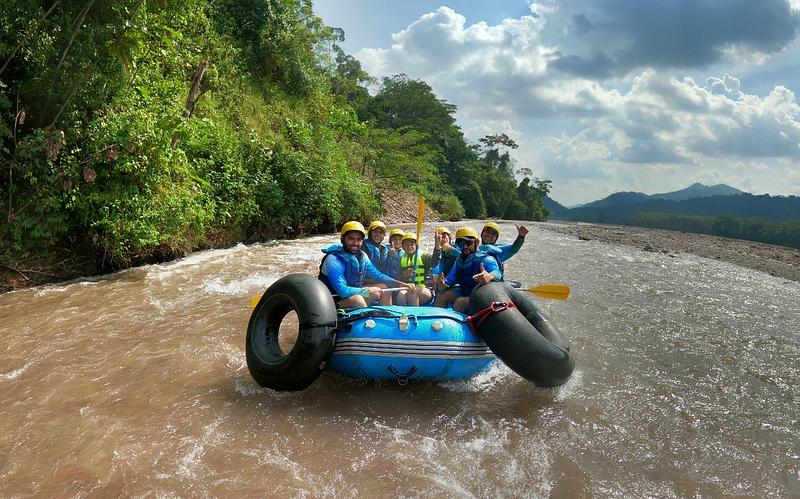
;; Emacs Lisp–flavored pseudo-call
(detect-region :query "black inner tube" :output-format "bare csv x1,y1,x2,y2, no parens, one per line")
246,274,338,391
470,282,574,387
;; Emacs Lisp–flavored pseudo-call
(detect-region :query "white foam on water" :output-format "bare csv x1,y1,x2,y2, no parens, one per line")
0,363,29,381
202,275,278,296
438,361,511,392
233,373,265,396
246,447,339,497
232,370,299,401
165,418,225,480
552,369,583,402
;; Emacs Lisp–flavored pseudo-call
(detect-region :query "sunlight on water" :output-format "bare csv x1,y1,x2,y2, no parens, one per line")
1,222,798,496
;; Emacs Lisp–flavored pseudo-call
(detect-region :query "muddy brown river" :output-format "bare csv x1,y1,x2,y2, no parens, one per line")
1,222,798,496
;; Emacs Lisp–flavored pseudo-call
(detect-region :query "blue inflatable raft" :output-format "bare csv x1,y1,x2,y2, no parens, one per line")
246,273,573,391
327,305,496,382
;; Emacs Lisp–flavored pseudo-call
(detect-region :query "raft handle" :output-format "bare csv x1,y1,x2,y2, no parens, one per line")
387,365,418,386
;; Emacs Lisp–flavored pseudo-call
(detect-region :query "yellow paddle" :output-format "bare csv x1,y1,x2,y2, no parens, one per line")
522,284,570,300
413,196,424,278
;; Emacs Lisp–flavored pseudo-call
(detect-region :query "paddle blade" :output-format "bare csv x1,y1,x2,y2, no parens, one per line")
250,294,263,309
523,284,571,300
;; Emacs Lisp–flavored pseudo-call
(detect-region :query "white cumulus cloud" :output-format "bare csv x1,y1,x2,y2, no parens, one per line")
350,2,800,205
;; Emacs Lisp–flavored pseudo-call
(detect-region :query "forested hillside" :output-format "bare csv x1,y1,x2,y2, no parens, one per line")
0,0,550,275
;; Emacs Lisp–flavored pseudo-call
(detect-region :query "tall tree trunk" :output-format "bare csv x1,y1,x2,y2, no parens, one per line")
171,60,208,149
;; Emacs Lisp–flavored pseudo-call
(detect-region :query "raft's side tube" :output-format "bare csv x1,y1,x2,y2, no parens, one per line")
470,282,574,387
246,273,337,391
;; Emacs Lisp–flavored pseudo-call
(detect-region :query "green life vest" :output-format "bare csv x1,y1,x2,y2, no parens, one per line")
399,253,425,286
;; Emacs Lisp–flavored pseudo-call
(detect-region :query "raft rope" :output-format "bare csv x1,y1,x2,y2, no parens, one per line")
312,302,517,334
466,301,516,333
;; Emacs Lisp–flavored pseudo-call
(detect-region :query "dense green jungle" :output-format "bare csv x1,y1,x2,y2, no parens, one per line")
1,0,551,286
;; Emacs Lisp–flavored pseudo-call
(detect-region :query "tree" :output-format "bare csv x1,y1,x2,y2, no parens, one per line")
325,29,373,110
361,73,477,203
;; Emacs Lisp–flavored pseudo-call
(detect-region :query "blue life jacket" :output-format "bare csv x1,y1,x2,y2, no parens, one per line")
448,250,499,296
435,247,460,277
480,244,505,275
362,239,390,273
318,244,368,296
385,248,403,278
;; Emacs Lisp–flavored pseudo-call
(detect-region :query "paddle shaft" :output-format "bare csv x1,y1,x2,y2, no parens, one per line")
413,196,425,278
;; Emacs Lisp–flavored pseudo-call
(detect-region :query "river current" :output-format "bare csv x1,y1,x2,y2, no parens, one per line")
1,222,798,497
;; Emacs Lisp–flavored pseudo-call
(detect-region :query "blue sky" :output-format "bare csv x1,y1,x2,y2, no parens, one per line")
314,0,800,205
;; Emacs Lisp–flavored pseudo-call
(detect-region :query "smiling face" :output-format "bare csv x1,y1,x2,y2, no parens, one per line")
401,239,417,255
481,228,499,245
389,234,403,249
369,227,386,244
456,237,477,256
343,231,364,254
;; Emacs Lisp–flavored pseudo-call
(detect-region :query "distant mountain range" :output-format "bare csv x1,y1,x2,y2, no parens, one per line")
571,183,746,209
545,183,799,222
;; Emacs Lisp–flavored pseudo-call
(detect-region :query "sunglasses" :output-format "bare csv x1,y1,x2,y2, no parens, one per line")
455,238,477,249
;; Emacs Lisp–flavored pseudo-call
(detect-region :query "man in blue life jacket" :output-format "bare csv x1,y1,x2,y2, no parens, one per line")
433,227,502,312
318,221,415,308
480,222,529,277
362,220,391,275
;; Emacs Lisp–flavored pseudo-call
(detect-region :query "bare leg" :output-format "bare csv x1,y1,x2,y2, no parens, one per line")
416,286,433,305
374,283,393,305
337,294,368,309
453,296,469,312
395,290,408,306
434,288,459,308
406,289,420,307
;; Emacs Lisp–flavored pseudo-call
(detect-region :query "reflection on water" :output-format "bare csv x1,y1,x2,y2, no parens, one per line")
1,225,799,496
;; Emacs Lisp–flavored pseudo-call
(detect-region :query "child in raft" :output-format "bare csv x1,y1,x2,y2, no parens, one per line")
395,231,441,306
385,228,405,279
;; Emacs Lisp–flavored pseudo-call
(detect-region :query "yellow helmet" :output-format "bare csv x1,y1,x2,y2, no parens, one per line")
367,220,387,234
401,232,417,243
455,227,479,240
339,221,366,238
482,222,501,236
389,228,404,238
435,226,451,235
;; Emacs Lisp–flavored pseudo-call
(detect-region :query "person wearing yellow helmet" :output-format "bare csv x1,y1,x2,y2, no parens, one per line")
318,221,415,308
430,226,458,291
480,222,529,277
395,231,441,306
384,228,405,279
433,227,502,312
363,220,391,276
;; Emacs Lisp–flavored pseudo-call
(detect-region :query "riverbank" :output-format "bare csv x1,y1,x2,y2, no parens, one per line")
6,215,798,294
0,190,440,294
540,221,800,282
